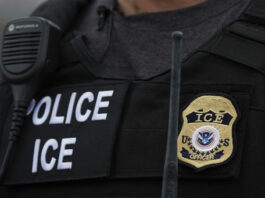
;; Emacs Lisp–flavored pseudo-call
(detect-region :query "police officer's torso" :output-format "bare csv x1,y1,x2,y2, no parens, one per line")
0,0,265,197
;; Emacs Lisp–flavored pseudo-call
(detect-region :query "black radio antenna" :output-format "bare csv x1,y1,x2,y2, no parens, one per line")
161,31,183,198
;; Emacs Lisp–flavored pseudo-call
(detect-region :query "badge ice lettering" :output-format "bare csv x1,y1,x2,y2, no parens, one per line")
186,110,233,125
27,90,114,125
32,138,77,173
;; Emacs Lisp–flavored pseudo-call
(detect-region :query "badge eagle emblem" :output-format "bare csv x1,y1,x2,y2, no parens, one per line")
177,95,238,169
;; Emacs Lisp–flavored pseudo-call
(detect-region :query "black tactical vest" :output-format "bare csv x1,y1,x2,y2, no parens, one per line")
0,0,265,197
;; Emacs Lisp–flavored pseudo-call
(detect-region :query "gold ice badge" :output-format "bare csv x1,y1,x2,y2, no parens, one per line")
177,95,238,170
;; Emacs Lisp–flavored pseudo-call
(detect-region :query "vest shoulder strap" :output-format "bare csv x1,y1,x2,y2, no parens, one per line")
200,20,265,75
31,0,90,33
245,0,265,21
32,0,116,67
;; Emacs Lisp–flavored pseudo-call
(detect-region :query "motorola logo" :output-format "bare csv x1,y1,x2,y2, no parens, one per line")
8,23,40,32
8,24,15,32
16,23,39,30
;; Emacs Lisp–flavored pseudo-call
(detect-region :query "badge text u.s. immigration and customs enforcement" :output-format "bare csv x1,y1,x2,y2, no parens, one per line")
177,95,238,170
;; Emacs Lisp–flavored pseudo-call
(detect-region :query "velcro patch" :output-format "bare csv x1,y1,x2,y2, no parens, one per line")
177,95,238,170
0,82,128,185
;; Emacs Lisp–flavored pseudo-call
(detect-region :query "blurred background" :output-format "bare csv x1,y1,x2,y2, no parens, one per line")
0,0,45,43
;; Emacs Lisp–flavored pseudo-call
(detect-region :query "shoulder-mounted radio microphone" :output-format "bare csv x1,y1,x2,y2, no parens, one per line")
0,17,61,181
1,17,61,102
